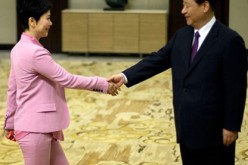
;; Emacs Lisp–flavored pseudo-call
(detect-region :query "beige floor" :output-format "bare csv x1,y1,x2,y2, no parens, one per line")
0,50,248,165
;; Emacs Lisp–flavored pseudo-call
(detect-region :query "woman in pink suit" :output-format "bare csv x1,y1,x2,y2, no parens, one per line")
3,0,118,164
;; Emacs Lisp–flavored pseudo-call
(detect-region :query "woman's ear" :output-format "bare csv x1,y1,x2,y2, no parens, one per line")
28,17,36,28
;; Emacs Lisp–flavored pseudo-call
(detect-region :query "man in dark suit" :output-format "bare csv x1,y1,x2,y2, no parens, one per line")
108,0,247,164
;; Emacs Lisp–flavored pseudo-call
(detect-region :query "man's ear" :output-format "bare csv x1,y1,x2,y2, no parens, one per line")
202,1,210,13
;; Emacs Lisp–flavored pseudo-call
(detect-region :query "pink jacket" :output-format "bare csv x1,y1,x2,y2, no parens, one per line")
5,33,109,133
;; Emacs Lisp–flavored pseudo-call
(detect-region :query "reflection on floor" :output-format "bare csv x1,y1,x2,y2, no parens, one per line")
0,51,248,165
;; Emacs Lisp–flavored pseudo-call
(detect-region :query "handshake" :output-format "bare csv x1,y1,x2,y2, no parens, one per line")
107,73,126,96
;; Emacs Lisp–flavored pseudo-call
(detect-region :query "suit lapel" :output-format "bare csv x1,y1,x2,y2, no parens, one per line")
186,21,220,76
180,27,195,77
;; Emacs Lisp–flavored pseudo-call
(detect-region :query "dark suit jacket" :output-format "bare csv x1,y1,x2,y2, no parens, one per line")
123,21,247,149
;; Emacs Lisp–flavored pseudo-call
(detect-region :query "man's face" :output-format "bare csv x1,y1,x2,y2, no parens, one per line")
181,0,208,29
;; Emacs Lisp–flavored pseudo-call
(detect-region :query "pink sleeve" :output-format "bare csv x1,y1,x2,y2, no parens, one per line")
32,49,109,93
5,62,17,130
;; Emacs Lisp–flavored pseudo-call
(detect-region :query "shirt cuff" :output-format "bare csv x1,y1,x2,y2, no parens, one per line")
121,73,128,84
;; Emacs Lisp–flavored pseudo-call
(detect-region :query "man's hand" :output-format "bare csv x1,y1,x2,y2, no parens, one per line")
223,128,238,146
107,73,125,88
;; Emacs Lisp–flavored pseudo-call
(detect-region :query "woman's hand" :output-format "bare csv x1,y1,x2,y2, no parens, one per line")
3,130,16,141
107,82,120,96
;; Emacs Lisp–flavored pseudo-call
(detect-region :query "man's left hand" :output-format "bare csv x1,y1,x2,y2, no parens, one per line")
223,128,238,146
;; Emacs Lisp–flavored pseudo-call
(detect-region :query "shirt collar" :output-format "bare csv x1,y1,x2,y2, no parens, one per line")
195,16,216,35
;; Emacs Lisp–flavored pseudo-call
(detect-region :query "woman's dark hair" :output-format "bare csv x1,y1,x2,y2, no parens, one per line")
195,0,218,10
17,0,52,30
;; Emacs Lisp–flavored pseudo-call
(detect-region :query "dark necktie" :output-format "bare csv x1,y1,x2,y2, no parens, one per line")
190,31,200,63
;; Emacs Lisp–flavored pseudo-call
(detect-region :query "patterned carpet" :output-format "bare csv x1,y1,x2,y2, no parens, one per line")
0,51,248,165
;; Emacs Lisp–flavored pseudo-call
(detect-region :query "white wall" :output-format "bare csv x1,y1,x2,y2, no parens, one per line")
229,0,248,48
69,0,168,10
0,0,17,44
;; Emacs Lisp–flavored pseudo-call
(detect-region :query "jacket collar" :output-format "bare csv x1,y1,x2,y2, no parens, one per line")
184,21,220,77
21,32,44,48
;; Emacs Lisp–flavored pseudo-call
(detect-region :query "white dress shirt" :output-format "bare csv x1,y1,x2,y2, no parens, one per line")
194,16,216,51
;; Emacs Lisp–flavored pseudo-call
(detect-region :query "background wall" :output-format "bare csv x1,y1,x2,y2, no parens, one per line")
229,0,248,48
0,0,247,48
0,0,16,44
69,0,168,10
